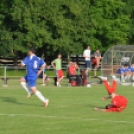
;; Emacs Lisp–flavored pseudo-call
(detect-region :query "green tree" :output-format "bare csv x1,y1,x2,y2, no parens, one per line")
0,0,133,65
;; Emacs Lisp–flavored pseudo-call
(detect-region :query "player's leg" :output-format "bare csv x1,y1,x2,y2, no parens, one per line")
132,72,134,82
44,74,50,84
103,80,113,95
56,70,59,86
94,65,97,77
111,80,117,93
124,71,131,82
20,76,32,98
85,61,90,77
121,72,125,82
97,76,113,94
29,80,49,107
57,70,64,86
31,86,49,107
45,77,50,84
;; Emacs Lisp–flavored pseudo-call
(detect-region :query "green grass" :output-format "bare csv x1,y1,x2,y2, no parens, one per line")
0,79,133,134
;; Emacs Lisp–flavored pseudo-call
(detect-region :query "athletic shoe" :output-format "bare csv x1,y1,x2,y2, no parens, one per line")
111,75,117,81
27,93,33,98
44,99,49,107
41,84,46,86
58,84,61,87
98,76,107,81
56,82,59,87
121,79,125,83
56,82,61,87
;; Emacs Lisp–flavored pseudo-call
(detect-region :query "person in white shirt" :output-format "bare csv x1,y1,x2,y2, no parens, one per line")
83,46,91,77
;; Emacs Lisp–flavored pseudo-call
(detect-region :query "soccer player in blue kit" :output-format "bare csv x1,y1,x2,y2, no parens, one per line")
19,47,49,107
117,64,130,82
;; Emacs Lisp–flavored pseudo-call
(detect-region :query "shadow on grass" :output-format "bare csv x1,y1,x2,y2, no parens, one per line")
0,96,44,107
0,97,22,105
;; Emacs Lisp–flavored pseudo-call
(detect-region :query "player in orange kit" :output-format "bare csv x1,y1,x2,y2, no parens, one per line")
94,76,128,112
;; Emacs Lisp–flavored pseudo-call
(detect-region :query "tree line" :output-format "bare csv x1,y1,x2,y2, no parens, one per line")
0,0,134,65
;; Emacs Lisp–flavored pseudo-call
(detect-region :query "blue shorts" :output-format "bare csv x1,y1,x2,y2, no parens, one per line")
24,75,37,87
85,60,90,68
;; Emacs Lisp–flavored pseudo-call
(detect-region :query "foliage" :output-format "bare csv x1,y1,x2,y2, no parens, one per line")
0,0,133,60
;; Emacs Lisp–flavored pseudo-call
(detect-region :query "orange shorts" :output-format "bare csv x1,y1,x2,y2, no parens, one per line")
106,105,126,112
56,70,64,78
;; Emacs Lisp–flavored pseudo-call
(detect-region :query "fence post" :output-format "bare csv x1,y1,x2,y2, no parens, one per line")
41,69,45,86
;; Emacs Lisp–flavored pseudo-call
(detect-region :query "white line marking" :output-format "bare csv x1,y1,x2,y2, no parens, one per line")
0,113,134,124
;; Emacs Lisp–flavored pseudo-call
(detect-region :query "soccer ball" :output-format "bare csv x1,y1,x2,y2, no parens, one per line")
87,84,91,87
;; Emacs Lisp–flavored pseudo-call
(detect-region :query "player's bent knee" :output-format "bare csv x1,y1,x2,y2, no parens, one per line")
19,77,26,83
30,87,37,93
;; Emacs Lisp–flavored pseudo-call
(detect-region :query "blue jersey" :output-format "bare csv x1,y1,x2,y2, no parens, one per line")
129,65,134,72
117,66,129,74
22,55,45,78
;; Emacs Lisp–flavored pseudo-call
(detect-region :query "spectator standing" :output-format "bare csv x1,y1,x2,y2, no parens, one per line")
83,46,91,77
94,49,102,77
51,54,64,87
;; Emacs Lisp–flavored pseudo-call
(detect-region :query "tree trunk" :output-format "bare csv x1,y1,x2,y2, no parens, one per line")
67,52,70,64
13,51,18,67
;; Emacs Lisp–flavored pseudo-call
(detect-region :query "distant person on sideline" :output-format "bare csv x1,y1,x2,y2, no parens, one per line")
51,54,64,87
93,49,102,77
38,67,50,85
19,46,49,107
83,46,91,77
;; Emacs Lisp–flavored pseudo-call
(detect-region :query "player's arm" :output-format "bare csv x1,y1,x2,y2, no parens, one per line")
51,60,55,69
18,57,28,67
37,63,46,77
18,62,25,67
94,108,106,112
102,95,112,101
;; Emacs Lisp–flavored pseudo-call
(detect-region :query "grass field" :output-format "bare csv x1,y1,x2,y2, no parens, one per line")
0,78,134,134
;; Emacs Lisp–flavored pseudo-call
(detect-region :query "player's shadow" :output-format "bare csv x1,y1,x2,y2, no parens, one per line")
0,97,42,107
0,97,22,105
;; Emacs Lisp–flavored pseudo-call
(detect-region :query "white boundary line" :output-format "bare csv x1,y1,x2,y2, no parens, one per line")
0,113,134,124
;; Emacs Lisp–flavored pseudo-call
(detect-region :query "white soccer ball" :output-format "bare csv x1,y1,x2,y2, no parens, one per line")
87,84,91,87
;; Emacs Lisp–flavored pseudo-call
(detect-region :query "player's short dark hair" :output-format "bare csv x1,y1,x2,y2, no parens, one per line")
29,46,36,54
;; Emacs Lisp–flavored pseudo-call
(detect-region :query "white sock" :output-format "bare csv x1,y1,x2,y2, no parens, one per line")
56,82,59,86
121,75,124,80
125,76,130,81
35,90,47,103
20,82,32,94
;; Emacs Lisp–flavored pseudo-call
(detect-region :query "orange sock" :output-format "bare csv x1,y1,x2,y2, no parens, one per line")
111,80,117,93
103,80,113,95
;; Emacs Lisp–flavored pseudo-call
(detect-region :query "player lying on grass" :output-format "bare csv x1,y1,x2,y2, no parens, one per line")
94,76,128,112
19,46,49,107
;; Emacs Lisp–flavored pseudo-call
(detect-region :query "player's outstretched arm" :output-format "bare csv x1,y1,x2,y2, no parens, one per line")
37,63,46,77
18,62,25,67
102,95,112,101
51,61,55,69
94,108,106,112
